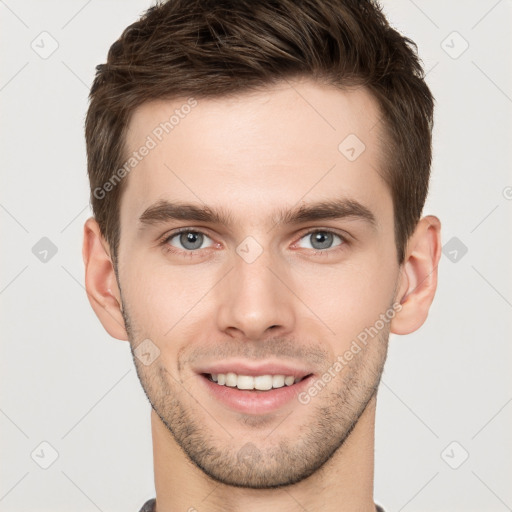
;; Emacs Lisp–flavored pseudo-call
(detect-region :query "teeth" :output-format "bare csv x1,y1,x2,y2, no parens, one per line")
225,372,237,387
284,376,295,386
208,372,304,391
272,375,285,388
240,374,260,389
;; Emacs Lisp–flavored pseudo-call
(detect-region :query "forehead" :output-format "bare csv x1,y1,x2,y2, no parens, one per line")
120,79,389,228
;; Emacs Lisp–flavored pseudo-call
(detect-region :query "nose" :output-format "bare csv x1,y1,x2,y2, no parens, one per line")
215,248,297,341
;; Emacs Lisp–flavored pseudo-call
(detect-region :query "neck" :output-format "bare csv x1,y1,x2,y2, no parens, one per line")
151,394,378,512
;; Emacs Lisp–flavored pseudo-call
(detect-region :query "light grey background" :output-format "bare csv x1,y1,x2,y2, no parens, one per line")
1,1,511,511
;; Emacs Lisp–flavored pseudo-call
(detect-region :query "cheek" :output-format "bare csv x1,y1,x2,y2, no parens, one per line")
120,259,216,335
291,255,398,349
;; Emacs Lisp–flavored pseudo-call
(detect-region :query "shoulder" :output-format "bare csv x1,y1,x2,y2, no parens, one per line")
138,498,156,512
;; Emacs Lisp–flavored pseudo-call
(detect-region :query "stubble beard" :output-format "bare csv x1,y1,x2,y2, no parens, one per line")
121,298,390,489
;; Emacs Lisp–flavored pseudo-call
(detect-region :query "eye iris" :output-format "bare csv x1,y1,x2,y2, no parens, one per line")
311,231,333,250
180,231,203,250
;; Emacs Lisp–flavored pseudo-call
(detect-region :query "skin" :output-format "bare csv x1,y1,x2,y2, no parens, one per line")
83,79,441,512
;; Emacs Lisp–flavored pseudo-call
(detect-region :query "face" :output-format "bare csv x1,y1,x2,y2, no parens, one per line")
116,79,401,488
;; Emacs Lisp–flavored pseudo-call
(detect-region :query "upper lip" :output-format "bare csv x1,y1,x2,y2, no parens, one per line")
195,360,314,379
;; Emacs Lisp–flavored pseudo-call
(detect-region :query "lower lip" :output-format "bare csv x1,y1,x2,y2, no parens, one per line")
198,374,314,415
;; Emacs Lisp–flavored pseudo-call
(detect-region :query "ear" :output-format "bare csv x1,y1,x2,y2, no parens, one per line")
390,215,442,335
82,217,128,341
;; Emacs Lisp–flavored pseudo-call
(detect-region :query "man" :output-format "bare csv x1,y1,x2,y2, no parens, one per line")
82,0,441,510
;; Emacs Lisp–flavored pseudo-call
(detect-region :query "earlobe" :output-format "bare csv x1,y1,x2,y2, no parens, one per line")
82,217,129,341
390,215,442,335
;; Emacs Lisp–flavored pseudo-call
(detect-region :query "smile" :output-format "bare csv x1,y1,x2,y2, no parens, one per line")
199,372,314,414
205,372,309,391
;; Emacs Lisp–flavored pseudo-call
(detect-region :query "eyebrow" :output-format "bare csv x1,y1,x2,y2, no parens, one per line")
138,198,377,230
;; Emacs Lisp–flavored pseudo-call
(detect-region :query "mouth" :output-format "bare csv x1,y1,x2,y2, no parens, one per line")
201,372,312,391
197,370,315,414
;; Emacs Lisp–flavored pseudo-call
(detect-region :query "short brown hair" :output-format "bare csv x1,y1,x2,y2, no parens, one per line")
85,0,434,265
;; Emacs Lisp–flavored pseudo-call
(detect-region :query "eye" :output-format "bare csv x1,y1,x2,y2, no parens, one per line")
166,230,214,251
296,230,344,251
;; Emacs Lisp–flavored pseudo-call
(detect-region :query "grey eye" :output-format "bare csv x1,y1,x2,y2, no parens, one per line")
298,231,343,251
168,231,213,250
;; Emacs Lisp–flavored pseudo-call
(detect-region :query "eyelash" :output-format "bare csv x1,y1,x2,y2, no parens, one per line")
159,227,350,258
